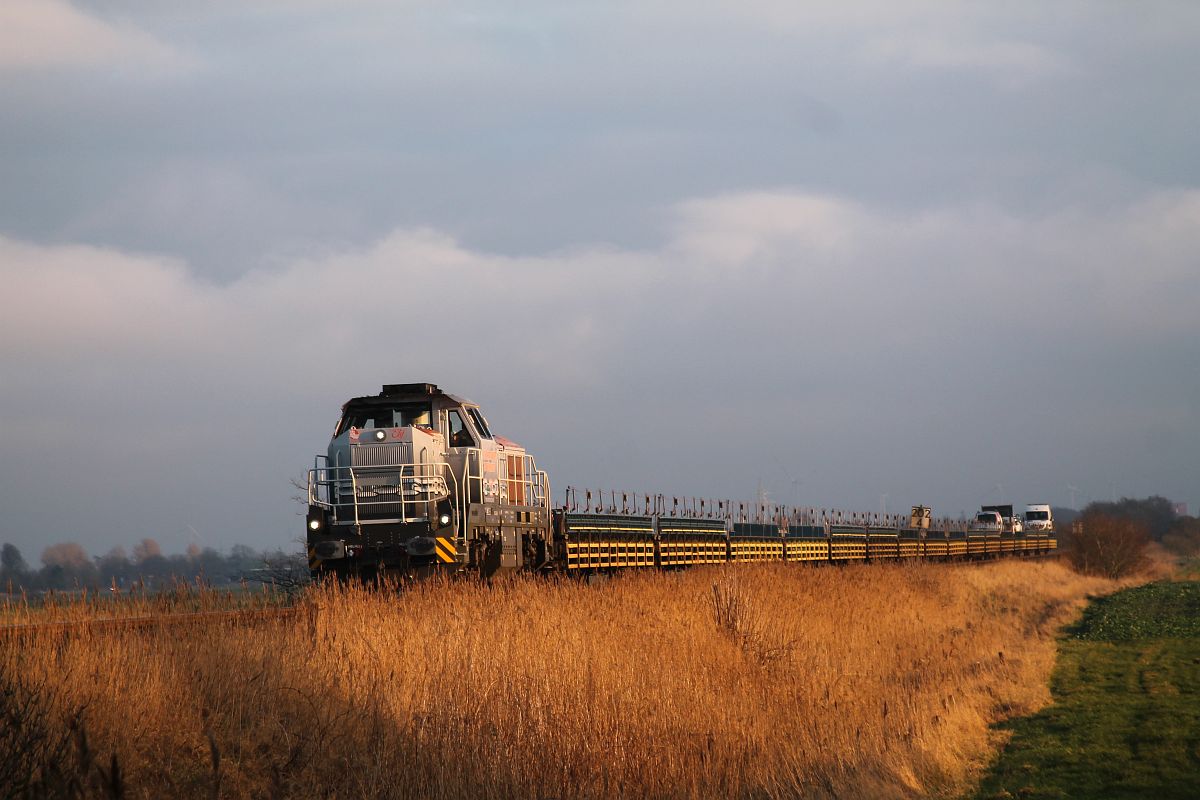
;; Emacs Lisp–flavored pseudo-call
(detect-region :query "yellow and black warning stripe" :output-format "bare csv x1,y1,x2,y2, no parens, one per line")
308,547,321,571
434,537,458,563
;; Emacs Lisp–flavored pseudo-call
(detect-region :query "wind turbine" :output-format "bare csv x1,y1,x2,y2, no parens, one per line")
1067,484,1079,510
772,455,803,505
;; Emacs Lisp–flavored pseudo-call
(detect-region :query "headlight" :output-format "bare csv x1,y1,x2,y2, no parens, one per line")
373,430,387,441
439,513,451,526
309,519,322,531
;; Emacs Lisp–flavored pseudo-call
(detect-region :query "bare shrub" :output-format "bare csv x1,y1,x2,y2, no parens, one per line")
709,570,751,638
1068,511,1151,578
710,570,793,667
0,672,121,799
0,674,72,796
252,550,311,600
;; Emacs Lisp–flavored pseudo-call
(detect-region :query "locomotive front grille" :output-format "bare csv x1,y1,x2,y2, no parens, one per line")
350,443,413,467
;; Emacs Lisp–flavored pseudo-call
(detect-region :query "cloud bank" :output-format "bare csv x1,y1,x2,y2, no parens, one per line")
0,0,186,72
1,188,1197,554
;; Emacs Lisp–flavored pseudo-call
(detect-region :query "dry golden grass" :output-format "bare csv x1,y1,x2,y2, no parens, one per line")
3,560,1119,799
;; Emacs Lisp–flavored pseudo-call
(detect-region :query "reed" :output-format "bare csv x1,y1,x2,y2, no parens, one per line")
2,560,1118,798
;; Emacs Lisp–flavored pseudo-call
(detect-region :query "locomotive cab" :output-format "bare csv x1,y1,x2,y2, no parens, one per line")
306,383,551,580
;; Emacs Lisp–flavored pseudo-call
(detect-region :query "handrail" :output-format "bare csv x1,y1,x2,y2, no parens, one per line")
308,460,457,526
309,446,549,548
457,448,550,511
559,487,988,536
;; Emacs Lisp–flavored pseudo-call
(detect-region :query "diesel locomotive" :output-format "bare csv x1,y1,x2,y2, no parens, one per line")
305,383,1056,579
305,382,551,579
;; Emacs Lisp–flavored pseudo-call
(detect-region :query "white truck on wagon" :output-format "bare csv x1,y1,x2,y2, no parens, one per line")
1023,504,1054,532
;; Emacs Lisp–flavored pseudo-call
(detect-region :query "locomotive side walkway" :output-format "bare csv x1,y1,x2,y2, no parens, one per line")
970,578,1200,800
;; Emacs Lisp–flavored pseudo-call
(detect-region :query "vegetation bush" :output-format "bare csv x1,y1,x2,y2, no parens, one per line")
1067,511,1151,579
1082,496,1176,540
1161,516,1200,557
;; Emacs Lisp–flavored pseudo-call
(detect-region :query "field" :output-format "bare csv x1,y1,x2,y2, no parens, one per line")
972,579,1200,800
0,582,287,626
2,560,1116,799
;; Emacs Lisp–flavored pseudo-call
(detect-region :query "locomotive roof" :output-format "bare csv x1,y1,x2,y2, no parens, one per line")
343,382,473,408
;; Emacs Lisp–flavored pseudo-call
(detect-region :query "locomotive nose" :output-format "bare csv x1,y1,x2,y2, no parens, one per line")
405,536,437,557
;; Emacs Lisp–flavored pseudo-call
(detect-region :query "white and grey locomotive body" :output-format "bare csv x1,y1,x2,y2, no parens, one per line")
306,383,551,579
308,382,1057,580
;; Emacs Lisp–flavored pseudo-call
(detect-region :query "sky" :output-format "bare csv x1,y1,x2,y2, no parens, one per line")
1,1,1198,559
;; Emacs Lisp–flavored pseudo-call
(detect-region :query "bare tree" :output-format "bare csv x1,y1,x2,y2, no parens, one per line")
132,538,163,563
41,542,90,572
1068,511,1150,578
39,542,98,588
253,547,311,600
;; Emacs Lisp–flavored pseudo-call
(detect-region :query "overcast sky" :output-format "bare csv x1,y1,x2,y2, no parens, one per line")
1,1,1198,559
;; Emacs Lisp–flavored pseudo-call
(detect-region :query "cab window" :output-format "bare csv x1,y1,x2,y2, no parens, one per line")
337,402,432,434
447,409,475,448
398,403,432,427
338,409,391,432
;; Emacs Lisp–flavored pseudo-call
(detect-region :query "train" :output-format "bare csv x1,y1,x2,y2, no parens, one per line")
305,383,1057,580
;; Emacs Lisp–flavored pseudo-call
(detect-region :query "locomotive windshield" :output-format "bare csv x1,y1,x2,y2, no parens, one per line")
465,407,493,439
336,402,432,434
1026,510,1050,521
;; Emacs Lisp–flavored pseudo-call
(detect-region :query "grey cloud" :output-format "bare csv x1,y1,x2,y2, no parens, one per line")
1,188,1197,557
5,2,1200,277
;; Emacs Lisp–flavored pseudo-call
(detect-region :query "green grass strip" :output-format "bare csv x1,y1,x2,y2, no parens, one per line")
972,581,1200,800
1069,581,1200,641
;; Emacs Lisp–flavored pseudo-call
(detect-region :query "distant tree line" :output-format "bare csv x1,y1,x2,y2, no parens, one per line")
1079,495,1200,551
1062,495,1200,578
0,538,304,593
